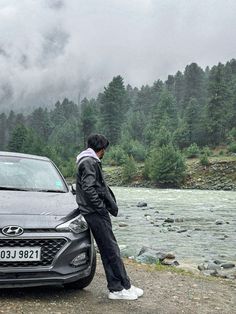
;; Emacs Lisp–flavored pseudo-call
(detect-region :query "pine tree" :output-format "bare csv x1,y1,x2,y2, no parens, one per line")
206,63,230,145
28,108,53,141
80,98,97,147
184,97,203,144
122,110,146,143
151,89,178,132
0,113,7,150
100,76,127,144
8,124,28,152
122,156,137,183
146,144,186,186
134,85,154,116
6,110,16,144
183,63,206,106
174,71,185,110
165,75,175,94
173,119,189,149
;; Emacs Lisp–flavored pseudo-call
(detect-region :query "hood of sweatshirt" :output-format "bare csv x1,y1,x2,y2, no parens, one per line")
76,148,100,164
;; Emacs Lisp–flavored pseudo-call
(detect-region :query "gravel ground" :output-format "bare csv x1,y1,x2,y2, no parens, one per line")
0,258,235,314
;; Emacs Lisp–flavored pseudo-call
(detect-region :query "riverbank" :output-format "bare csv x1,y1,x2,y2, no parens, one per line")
111,187,236,281
0,256,235,314
103,156,236,191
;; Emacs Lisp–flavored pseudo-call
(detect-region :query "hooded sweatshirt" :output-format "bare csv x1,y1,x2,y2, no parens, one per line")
75,148,107,216
76,148,100,164
76,147,118,216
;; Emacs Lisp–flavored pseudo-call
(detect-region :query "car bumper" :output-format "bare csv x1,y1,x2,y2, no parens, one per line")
0,230,95,288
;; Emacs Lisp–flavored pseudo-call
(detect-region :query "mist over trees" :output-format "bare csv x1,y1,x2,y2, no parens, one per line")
0,59,236,184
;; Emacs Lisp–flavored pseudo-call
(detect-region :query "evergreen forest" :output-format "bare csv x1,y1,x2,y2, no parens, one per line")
1,60,236,185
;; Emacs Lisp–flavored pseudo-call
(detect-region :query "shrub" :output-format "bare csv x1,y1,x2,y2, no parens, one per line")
60,158,77,178
199,154,210,166
155,127,173,148
122,156,137,183
201,146,212,157
145,144,186,186
228,142,236,153
104,146,127,166
227,127,236,143
185,143,200,158
121,139,146,162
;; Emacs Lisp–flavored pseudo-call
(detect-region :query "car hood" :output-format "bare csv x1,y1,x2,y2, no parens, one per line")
0,190,78,228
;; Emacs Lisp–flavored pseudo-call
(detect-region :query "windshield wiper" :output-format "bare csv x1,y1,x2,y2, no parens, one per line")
0,186,30,191
35,189,67,193
0,186,66,193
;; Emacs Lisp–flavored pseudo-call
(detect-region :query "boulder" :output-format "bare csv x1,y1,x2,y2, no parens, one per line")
206,262,222,271
202,270,217,276
198,264,205,271
175,218,184,223
177,229,188,233
213,259,225,265
118,222,128,227
161,258,179,266
165,252,175,259
167,226,180,232
164,218,174,223
221,262,235,269
198,261,221,272
136,246,176,264
137,202,148,207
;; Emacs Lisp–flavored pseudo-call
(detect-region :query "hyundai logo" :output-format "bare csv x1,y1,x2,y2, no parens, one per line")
2,226,24,237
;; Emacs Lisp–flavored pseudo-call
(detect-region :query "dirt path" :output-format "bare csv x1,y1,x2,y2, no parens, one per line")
0,258,235,314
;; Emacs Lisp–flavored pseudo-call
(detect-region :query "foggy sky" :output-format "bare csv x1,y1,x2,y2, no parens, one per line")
0,0,236,110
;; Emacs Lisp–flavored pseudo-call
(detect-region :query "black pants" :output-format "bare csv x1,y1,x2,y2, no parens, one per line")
84,211,131,292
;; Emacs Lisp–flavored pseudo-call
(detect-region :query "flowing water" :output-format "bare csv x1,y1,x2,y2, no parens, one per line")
111,187,236,266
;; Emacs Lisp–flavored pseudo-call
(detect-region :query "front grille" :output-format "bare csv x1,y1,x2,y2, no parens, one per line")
0,238,67,267
0,229,65,233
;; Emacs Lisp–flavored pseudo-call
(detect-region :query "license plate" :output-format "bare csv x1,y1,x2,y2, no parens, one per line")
0,247,41,261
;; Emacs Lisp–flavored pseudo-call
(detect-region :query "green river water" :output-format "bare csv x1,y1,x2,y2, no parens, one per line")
111,187,236,266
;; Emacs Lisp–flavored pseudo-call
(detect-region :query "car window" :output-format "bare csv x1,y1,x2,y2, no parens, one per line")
0,156,67,192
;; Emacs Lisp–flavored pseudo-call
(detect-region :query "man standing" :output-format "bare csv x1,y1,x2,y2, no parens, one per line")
76,134,143,300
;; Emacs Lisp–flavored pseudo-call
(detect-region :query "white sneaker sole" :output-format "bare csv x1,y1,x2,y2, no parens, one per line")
108,293,138,300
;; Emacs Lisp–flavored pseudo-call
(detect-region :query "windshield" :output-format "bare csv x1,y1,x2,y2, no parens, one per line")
0,156,67,192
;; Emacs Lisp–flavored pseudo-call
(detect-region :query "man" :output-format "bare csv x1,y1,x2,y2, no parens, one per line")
76,134,143,300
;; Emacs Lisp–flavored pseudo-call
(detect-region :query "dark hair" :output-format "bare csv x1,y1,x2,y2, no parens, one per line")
87,134,109,152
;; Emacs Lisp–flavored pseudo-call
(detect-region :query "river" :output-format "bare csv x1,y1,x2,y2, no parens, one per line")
111,187,236,266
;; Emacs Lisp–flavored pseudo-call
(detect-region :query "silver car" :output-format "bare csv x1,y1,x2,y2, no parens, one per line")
0,151,96,289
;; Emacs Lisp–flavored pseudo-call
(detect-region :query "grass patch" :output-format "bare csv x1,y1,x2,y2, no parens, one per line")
124,258,235,285
155,263,195,276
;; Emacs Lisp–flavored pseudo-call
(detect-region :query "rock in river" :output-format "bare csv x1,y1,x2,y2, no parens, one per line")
136,246,177,265
221,262,235,269
137,202,148,207
119,222,129,227
164,218,175,223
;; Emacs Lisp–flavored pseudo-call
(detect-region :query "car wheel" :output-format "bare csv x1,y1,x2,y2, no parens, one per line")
64,251,96,289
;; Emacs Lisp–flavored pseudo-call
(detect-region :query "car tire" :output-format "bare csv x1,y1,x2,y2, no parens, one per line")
64,251,96,289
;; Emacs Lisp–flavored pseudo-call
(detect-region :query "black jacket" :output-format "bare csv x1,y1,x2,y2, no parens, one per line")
76,157,118,216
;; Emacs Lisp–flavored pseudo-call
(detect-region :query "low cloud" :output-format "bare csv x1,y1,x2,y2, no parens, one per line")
0,0,236,110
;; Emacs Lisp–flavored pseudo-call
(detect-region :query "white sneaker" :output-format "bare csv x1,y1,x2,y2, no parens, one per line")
129,285,144,297
108,288,138,300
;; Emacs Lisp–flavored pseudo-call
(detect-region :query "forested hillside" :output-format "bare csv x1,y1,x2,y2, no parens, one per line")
0,60,236,185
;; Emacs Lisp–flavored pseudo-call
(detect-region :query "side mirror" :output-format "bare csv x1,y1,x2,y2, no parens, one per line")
69,183,76,195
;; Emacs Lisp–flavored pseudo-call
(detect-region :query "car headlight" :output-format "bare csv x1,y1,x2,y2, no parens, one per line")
56,214,88,234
